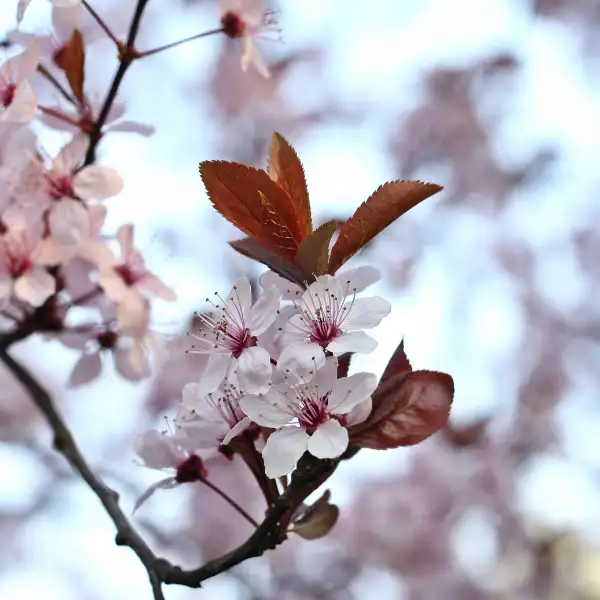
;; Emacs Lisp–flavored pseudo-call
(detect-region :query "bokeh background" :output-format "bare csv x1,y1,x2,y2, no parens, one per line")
2,0,600,598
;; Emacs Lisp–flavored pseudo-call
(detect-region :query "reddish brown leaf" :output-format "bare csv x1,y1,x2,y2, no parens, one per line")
228,237,306,287
200,161,304,260
56,29,85,103
351,370,454,449
336,353,352,379
268,132,312,238
295,220,336,279
292,489,339,540
380,338,412,384
328,181,443,273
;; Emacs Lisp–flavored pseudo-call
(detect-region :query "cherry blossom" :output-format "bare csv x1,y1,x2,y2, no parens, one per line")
99,224,175,303
16,135,123,246
0,44,39,123
0,227,56,308
133,427,208,512
218,0,277,78
174,380,255,449
240,357,377,478
279,268,391,355
188,276,281,396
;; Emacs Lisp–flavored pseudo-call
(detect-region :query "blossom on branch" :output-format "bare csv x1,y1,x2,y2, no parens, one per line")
240,357,377,478
188,276,280,396
0,44,39,123
218,0,277,78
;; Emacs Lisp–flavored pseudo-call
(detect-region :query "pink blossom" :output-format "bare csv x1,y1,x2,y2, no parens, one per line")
240,357,376,478
218,0,277,78
0,228,56,308
188,277,281,396
0,44,39,123
98,224,175,303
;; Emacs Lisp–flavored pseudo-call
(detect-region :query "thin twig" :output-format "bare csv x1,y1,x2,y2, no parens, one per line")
200,478,260,529
137,28,223,58
82,0,120,47
37,63,78,106
84,0,150,165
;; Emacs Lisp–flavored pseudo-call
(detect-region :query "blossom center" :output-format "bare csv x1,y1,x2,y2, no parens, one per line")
114,263,142,287
0,83,16,108
295,391,330,433
207,384,246,428
308,317,341,347
97,330,118,349
7,253,31,278
175,454,207,483
221,11,246,38
46,173,75,200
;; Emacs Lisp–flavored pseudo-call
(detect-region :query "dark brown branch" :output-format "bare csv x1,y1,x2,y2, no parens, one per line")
37,63,78,106
84,0,150,165
82,0,120,47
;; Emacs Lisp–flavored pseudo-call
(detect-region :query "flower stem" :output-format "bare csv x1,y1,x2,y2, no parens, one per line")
38,105,83,129
82,1,120,47
137,28,223,58
200,477,259,529
37,64,78,106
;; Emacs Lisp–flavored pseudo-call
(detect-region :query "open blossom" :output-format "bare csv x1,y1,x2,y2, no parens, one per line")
188,276,281,396
0,44,38,123
218,0,276,78
133,427,208,512
240,357,377,478
175,380,255,449
275,267,391,355
99,224,175,303
0,228,55,307
16,135,122,245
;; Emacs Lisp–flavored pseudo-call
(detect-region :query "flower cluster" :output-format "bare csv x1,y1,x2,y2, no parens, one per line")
135,267,390,499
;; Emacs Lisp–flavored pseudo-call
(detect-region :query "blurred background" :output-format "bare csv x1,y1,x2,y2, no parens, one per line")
2,0,600,598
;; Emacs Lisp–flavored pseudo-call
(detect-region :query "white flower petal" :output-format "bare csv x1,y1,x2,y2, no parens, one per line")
140,274,176,301
240,389,293,427
311,356,339,392
98,270,129,301
262,428,309,478
181,382,200,406
248,285,280,335
54,134,88,173
328,330,378,354
68,352,102,388
117,224,134,257
77,240,116,268
179,420,227,448
49,199,90,246
2,81,37,123
275,342,325,386
226,276,252,323
307,419,349,459
133,477,178,514
0,276,13,305
329,372,378,414
196,352,230,396
73,165,123,201
337,265,381,292
222,416,252,445
134,430,184,469
341,296,391,330
345,397,372,427
107,120,155,136
14,266,56,307
236,345,272,394
259,270,303,300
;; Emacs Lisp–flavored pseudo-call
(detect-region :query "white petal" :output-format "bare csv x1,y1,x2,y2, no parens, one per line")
114,346,148,380
2,81,37,123
328,372,378,414
341,296,391,330
0,276,13,305
226,276,252,323
77,240,116,268
133,477,178,514
327,330,378,354
54,134,88,173
117,224,134,257
134,430,184,469
140,274,176,301
73,165,123,201
236,345,272,394
17,0,33,23
98,270,129,301
302,275,344,319
259,270,303,300
257,304,299,361
262,428,309,478
307,419,349,459
275,342,325,386
178,420,226,448
181,382,200,406
30,236,72,266
196,353,230,396
68,352,102,388
52,4,84,38
222,416,252,445
248,285,280,335
336,266,381,292
311,356,339,391
15,267,56,307
240,389,294,427
108,120,155,136
49,199,90,246
285,313,311,338
345,397,372,427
